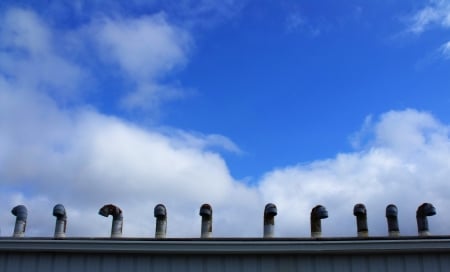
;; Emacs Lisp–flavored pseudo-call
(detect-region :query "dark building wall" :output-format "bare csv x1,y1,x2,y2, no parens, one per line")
1,252,449,272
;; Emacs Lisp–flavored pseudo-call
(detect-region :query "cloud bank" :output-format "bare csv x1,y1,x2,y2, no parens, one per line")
2,85,450,238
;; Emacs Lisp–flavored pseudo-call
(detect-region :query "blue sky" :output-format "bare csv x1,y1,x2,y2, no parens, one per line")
170,0,450,178
1,1,450,237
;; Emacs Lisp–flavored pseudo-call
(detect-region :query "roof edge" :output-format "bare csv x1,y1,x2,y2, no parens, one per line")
1,237,450,255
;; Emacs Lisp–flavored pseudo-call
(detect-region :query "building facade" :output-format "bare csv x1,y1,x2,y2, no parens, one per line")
1,237,450,272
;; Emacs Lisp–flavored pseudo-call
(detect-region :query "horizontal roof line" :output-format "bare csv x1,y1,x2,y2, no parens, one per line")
2,237,450,255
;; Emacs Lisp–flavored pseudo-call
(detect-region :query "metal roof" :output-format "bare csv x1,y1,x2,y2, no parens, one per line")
2,237,450,272
2,236,450,254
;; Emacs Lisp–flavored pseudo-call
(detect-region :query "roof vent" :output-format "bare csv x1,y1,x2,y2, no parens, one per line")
353,203,368,237
416,203,436,237
11,205,27,238
385,204,399,237
311,205,328,238
99,204,123,238
263,203,277,238
53,204,67,238
154,204,167,239
199,204,212,238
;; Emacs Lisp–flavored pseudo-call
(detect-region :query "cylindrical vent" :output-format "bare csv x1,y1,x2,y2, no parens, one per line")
11,205,27,238
263,203,277,238
99,204,123,238
199,204,212,238
416,203,436,236
154,204,167,239
53,204,67,238
111,219,123,238
311,205,328,238
385,204,399,237
353,203,368,237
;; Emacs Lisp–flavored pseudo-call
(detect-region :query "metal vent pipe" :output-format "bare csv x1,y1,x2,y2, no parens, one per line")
11,205,27,238
263,203,277,238
385,204,399,237
353,203,368,237
416,203,436,236
53,204,67,238
99,204,123,238
311,205,328,238
154,204,167,239
199,204,212,238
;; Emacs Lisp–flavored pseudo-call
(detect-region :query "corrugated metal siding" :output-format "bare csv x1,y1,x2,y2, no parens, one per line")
3,238,450,272
1,252,450,272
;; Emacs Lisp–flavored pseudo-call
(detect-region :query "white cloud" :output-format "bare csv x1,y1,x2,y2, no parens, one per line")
93,13,191,81
440,40,450,58
165,129,242,154
408,0,450,34
349,115,373,149
408,6,441,34
0,8,86,98
91,13,192,110
2,86,450,238
0,77,258,237
259,109,450,237
0,8,193,112
405,1,450,60
119,83,185,112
